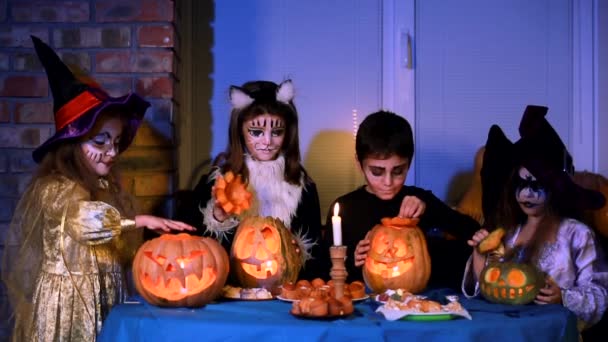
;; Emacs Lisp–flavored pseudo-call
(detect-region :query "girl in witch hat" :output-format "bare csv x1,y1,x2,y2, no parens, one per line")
175,79,324,280
462,105,608,330
1,36,195,341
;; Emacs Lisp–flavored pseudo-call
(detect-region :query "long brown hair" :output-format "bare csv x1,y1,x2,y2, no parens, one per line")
34,111,135,216
496,168,563,263
215,80,302,185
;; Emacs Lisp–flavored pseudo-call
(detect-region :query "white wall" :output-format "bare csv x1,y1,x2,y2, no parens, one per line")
211,0,383,219
598,0,608,177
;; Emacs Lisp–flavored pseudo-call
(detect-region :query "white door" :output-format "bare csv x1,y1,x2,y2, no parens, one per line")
403,0,591,204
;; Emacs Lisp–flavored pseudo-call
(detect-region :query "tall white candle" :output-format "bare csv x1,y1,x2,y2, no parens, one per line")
332,203,342,246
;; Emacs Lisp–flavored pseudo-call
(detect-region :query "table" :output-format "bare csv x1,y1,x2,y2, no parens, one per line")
98,290,578,342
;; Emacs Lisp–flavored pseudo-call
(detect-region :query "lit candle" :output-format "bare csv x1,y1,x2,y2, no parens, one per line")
332,203,342,246
392,266,399,277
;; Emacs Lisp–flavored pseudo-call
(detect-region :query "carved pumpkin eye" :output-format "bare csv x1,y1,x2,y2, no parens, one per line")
393,239,407,257
144,252,166,266
484,267,501,283
506,269,526,287
133,234,229,308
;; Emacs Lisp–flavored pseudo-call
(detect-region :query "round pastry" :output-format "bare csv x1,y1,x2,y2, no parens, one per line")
281,282,298,299
296,279,312,288
297,285,312,298
311,278,325,288
327,296,354,316
309,287,329,300
349,281,365,299
307,298,329,317
290,301,302,315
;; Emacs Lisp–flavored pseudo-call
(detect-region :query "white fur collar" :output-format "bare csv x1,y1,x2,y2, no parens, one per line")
245,154,303,228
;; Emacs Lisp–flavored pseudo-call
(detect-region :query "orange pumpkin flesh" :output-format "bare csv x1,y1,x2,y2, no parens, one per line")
231,216,302,290
133,234,229,307
213,171,252,215
363,217,430,294
477,227,506,254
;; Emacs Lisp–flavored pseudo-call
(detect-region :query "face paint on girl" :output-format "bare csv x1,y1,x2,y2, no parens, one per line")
242,113,286,161
81,117,123,176
515,167,547,215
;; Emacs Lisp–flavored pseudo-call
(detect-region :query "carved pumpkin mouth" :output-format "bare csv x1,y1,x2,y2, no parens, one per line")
240,260,279,279
365,256,414,278
140,267,218,301
481,266,536,300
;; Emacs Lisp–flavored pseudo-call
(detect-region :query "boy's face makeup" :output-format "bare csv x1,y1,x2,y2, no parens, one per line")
360,154,409,200
242,113,286,161
515,167,547,216
80,117,123,176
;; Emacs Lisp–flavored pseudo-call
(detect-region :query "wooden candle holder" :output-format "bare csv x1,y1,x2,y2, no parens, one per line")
329,246,348,299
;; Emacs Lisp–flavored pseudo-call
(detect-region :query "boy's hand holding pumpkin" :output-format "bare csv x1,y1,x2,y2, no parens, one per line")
354,232,372,267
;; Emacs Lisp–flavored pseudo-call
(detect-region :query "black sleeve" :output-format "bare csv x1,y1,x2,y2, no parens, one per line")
294,178,327,280
415,188,480,240
173,173,214,234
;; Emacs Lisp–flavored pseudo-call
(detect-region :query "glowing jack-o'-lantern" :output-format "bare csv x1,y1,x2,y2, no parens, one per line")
231,216,303,289
479,262,543,305
363,217,431,293
132,233,229,307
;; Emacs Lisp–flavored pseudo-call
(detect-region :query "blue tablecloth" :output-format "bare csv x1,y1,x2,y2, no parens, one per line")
98,290,578,342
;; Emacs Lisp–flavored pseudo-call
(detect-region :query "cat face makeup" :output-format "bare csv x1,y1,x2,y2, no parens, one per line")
80,117,123,176
242,113,285,161
515,167,547,216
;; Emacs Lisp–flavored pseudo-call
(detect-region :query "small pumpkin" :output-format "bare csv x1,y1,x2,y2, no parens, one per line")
479,262,543,305
132,233,229,307
477,227,506,254
213,171,252,215
231,216,303,289
363,217,431,294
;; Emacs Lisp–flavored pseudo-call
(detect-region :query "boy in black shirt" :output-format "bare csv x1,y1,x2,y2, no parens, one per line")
322,111,480,290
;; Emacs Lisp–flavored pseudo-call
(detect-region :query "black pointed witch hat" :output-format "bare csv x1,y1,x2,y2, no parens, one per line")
481,105,605,226
31,36,150,163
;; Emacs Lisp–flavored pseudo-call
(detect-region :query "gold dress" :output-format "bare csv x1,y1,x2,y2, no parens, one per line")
2,175,142,342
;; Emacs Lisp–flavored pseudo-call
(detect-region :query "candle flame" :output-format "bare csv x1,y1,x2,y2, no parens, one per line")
333,203,340,216
179,261,185,269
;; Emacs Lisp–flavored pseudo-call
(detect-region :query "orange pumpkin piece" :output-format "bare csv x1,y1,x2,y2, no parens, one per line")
380,217,420,228
477,227,506,254
213,171,252,215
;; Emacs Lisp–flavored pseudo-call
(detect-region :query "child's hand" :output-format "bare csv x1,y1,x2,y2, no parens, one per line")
398,196,426,218
212,202,230,222
535,276,562,305
467,229,489,249
467,229,490,280
135,215,196,233
354,233,371,267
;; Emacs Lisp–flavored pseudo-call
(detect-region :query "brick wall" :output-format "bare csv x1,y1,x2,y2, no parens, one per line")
0,0,178,337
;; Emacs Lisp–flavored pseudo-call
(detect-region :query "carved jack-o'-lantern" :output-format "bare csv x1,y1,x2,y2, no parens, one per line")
132,233,229,307
479,262,543,305
363,217,431,293
231,216,303,289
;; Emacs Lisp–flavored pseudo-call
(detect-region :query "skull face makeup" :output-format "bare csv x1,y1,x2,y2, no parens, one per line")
515,167,547,216
241,114,286,161
80,117,123,176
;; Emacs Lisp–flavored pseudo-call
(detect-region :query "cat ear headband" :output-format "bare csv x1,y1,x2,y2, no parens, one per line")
229,79,295,110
